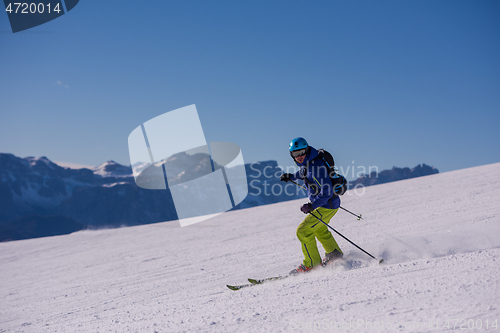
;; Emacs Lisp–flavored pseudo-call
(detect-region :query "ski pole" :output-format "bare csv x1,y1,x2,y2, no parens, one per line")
309,211,384,264
288,179,363,220
289,179,306,190
339,206,363,220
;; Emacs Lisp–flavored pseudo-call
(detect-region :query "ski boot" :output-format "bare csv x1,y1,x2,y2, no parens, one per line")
322,249,343,266
289,264,313,275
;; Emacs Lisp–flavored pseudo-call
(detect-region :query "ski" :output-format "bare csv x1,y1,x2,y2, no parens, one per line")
227,258,384,291
226,283,255,291
226,275,288,291
228,262,340,291
248,276,288,284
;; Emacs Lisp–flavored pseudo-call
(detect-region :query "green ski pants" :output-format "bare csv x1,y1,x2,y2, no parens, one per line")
296,207,342,268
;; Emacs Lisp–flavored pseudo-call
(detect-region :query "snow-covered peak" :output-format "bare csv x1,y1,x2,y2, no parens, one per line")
93,160,132,178
25,156,57,169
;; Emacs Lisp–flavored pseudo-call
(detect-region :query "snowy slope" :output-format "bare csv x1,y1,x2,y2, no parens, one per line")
1,163,499,333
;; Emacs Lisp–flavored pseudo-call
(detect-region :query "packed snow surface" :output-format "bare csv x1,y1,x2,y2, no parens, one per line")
1,163,499,332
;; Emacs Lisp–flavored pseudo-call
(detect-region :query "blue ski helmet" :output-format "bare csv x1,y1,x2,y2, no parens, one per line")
289,137,308,151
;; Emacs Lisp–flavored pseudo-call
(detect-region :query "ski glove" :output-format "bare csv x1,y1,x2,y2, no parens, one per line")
280,173,292,183
300,203,312,214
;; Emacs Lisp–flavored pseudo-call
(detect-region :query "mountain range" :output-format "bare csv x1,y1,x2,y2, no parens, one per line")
0,152,438,241
348,163,439,188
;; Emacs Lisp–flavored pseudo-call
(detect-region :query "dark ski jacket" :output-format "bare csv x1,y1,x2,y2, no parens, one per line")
290,146,340,210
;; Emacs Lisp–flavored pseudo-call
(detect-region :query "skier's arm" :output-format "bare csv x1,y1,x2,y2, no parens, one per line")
289,169,302,182
281,169,302,183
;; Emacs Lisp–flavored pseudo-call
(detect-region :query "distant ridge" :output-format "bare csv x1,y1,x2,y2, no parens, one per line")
0,153,303,241
349,164,439,188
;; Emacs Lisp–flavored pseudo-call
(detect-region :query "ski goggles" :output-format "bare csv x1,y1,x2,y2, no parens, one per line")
291,148,308,158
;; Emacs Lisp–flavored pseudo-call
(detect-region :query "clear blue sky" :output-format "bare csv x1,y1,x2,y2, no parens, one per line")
1,0,499,179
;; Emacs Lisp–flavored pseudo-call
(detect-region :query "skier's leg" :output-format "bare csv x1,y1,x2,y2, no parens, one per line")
296,214,323,268
310,207,342,255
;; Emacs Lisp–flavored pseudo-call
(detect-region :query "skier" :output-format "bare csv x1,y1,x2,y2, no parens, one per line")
280,137,343,275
